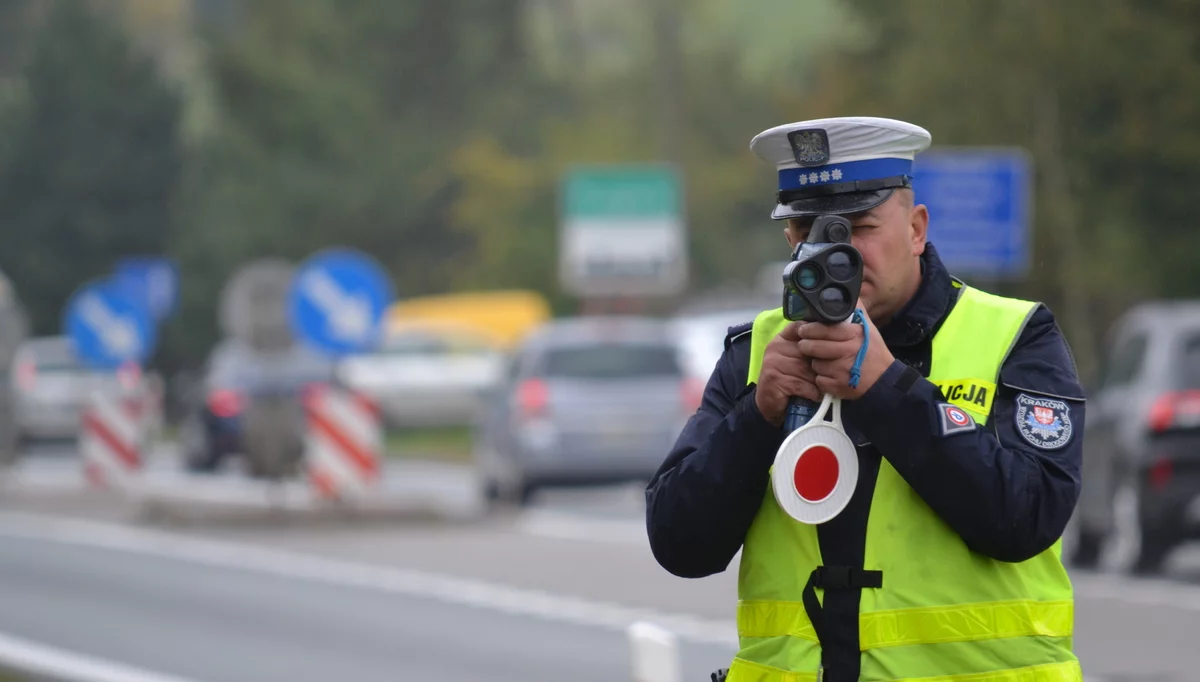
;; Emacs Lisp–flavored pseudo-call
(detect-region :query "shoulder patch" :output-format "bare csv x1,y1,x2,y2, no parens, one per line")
723,321,754,351
938,402,976,437
1014,393,1074,450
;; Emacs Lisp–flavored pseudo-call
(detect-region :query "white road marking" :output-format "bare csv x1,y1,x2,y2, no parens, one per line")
0,511,739,648
0,629,203,682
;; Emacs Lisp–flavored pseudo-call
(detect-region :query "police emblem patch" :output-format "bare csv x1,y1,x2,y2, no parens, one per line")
787,129,831,167
938,402,976,437
1014,393,1073,450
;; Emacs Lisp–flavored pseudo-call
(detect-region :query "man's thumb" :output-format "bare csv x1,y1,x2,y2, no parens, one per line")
778,321,805,341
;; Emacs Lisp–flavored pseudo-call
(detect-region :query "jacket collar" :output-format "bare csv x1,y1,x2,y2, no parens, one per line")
878,242,956,348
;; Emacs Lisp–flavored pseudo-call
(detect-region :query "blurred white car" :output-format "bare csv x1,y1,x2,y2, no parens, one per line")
336,324,507,428
10,336,152,446
669,306,768,383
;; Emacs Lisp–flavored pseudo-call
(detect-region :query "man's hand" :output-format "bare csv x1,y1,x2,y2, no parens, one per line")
754,321,821,427
796,307,893,399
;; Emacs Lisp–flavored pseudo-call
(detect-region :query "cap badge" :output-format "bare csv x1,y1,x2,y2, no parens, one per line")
787,129,831,167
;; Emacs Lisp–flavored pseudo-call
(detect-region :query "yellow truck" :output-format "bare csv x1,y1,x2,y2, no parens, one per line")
384,289,553,350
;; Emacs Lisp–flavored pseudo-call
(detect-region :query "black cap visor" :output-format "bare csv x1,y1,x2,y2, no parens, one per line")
771,188,896,219
770,174,911,220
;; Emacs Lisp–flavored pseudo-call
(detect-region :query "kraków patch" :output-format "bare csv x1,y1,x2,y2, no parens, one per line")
1014,393,1073,449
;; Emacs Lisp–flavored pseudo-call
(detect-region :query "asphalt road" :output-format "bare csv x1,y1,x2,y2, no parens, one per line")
194,509,1200,682
0,525,735,682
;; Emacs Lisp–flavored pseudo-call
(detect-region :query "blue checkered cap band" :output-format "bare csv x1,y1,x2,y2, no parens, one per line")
778,157,913,192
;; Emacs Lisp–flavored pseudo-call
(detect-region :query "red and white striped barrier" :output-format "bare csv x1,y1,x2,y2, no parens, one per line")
303,385,382,502
80,392,143,489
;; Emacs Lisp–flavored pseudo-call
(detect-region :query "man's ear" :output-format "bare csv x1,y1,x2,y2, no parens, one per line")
785,225,802,251
910,202,929,256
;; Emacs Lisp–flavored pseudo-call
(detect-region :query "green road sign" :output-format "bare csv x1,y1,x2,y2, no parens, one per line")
559,165,688,297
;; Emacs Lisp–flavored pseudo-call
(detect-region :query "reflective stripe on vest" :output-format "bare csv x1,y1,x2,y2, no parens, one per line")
737,599,1074,648
730,284,1081,682
727,658,1081,682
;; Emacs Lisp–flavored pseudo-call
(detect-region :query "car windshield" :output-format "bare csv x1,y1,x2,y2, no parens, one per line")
539,343,681,379
672,309,761,379
22,339,87,373
379,331,493,356
209,343,334,387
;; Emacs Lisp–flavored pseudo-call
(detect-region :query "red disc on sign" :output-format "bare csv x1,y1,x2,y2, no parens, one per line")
793,445,839,502
772,395,859,525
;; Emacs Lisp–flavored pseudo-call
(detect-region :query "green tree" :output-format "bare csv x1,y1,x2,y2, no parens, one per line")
0,0,183,339
172,0,542,361
800,0,1200,381
448,0,864,306
0,0,40,79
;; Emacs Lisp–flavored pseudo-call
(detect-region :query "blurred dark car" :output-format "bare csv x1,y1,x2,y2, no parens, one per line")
473,316,703,505
177,339,336,476
1073,301,1200,574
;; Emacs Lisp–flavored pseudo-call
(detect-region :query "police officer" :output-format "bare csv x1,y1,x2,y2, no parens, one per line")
645,117,1086,682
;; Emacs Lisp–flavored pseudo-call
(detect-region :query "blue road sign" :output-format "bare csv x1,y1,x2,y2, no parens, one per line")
62,278,156,369
287,248,394,357
114,256,180,320
911,148,1032,278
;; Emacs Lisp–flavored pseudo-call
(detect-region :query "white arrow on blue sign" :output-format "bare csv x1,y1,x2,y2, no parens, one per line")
62,278,156,369
114,256,179,321
287,248,394,357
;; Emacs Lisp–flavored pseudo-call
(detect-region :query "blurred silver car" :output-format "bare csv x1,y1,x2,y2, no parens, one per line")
474,316,702,505
1073,301,1200,573
336,325,506,428
11,336,138,444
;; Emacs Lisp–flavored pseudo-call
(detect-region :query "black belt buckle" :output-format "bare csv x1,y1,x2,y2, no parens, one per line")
813,565,883,591
815,565,852,590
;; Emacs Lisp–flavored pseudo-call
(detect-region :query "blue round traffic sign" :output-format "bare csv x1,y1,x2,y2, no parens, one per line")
287,248,394,357
114,256,180,321
62,278,156,369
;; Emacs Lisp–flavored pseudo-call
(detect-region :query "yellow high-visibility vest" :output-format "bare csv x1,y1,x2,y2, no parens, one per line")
729,285,1080,682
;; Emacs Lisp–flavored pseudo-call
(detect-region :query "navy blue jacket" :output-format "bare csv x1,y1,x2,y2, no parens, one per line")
646,242,1085,578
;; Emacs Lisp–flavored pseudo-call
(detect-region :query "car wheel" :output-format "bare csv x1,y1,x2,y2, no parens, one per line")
184,444,221,473
516,480,537,507
1104,478,1144,574
1065,523,1105,570
185,453,218,473
1107,477,1178,577
181,419,219,473
482,477,501,502
1132,481,1177,576
1132,530,1173,576
0,431,23,466
486,474,535,508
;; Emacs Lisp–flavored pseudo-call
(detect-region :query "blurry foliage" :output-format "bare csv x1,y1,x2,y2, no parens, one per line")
0,0,38,79
0,0,1197,379
805,0,1200,381
166,0,537,364
0,0,182,341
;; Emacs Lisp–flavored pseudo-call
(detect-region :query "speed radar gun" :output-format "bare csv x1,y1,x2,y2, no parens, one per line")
772,215,867,525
